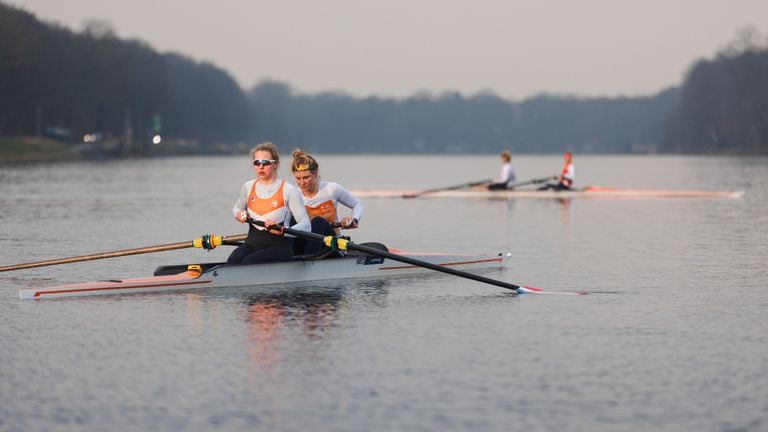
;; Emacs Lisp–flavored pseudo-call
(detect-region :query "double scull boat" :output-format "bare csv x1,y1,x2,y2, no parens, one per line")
18,246,510,300
351,186,745,199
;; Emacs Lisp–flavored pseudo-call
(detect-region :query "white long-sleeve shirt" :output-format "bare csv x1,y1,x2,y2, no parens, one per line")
301,181,364,223
496,162,516,185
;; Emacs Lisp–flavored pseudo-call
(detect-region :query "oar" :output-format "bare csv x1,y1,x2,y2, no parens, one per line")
0,233,247,272
508,175,559,188
402,176,558,198
253,220,585,295
402,179,492,198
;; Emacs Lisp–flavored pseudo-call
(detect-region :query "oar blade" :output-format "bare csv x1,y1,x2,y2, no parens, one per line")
516,285,588,295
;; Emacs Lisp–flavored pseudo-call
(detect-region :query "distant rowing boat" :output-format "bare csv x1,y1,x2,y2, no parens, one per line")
350,186,746,199
19,247,510,300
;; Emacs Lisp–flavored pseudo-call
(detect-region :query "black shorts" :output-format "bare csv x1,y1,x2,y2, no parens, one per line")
226,227,294,265
488,182,509,190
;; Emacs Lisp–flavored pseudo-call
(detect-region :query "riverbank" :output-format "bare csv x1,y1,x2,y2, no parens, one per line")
0,137,251,162
0,137,78,161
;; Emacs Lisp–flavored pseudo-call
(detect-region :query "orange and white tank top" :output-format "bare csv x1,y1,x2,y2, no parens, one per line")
301,181,363,232
306,200,338,224
247,180,287,230
303,183,339,234
561,162,575,186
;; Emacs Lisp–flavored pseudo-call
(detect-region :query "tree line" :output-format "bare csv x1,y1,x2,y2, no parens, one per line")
661,29,768,154
0,2,249,153
248,81,677,154
1,2,766,155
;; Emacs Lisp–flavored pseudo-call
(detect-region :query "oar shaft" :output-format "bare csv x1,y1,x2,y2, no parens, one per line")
403,179,491,198
508,176,558,188
0,234,247,272
350,242,522,291
259,221,521,292
404,176,557,198
1,242,193,272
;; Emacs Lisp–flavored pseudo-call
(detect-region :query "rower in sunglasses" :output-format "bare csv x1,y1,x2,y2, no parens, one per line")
227,142,311,265
290,148,364,256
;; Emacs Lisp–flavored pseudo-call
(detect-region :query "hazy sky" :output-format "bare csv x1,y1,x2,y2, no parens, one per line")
9,0,768,99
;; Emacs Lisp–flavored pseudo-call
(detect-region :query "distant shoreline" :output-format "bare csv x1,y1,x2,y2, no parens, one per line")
2,137,765,161
0,138,78,161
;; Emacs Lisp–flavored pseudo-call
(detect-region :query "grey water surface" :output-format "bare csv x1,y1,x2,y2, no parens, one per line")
1,154,766,432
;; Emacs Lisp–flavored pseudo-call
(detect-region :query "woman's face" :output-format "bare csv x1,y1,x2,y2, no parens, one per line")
293,170,319,194
253,150,278,181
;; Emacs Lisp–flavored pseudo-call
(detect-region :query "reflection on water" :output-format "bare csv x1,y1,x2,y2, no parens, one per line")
244,289,346,370
196,280,392,374
558,198,571,224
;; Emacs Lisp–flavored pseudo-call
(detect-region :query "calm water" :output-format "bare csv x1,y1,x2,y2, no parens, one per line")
1,155,766,432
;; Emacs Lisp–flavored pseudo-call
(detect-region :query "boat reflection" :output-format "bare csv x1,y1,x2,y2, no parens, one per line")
558,197,571,224
239,279,390,372
496,195,572,224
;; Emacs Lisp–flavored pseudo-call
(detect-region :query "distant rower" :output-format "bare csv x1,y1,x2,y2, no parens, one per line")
483,150,516,190
290,149,364,256
540,151,575,191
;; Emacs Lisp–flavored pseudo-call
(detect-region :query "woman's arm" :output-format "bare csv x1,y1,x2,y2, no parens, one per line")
334,183,364,223
284,184,311,232
232,181,252,222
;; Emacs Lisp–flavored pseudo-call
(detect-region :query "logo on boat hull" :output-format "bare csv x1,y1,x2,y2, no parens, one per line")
358,256,385,265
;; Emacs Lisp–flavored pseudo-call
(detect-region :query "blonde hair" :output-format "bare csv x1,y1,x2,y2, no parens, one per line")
291,148,319,173
250,141,280,162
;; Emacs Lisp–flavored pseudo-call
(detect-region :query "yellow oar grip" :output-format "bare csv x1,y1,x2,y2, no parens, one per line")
193,234,223,250
337,238,349,251
323,236,349,251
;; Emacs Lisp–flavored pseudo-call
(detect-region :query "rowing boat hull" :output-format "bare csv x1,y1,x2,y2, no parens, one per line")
19,249,509,300
350,188,745,199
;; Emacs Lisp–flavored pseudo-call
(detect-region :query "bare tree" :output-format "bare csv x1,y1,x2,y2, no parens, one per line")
82,18,116,39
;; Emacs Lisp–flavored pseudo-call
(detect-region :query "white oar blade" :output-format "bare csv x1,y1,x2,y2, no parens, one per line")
517,285,587,296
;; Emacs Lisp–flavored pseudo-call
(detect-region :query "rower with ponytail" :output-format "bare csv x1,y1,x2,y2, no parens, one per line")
290,148,364,255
